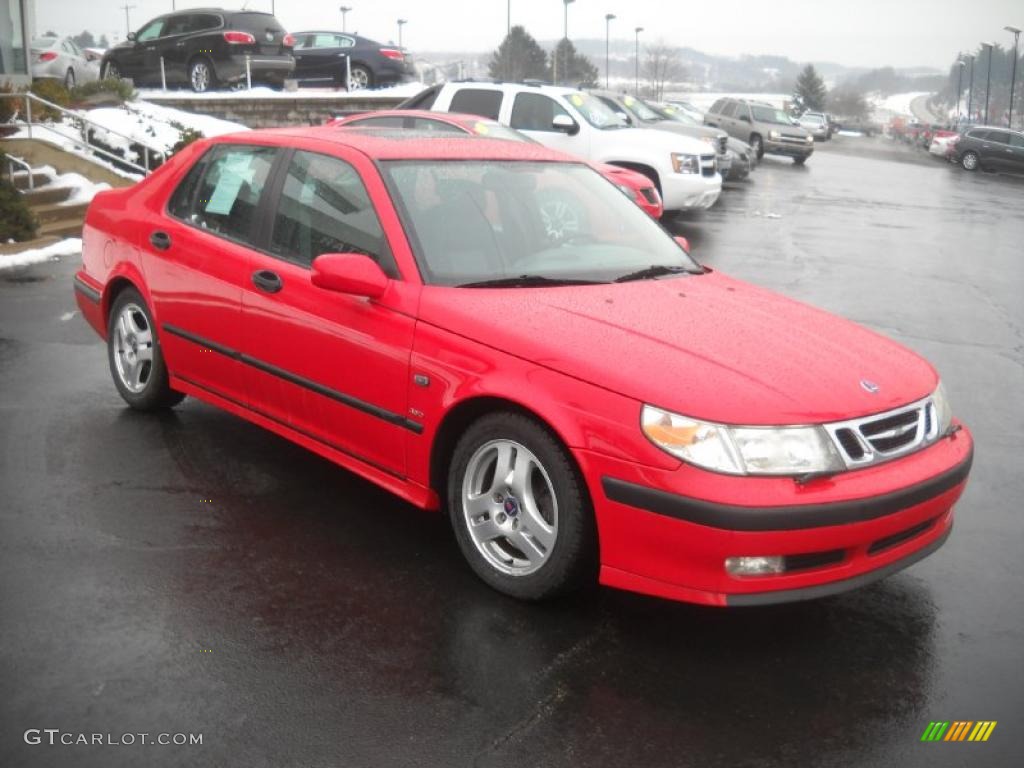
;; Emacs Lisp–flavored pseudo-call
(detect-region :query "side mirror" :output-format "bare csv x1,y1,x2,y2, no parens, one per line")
674,236,691,254
552,113,579,136
311,253,389,298
127,31,137,42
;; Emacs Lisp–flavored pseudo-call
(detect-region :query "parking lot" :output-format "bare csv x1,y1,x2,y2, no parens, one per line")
1,139,1022,767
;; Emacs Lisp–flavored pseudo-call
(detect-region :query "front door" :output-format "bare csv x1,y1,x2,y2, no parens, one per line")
509,91,590,156
240,147,416,476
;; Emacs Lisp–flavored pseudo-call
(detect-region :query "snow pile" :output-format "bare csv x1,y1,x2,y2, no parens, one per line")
82,101,248,158
869,91,929,119
0,238,82,270
50,171,111,205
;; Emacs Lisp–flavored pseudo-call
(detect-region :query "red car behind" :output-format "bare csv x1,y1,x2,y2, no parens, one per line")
73,129,972,607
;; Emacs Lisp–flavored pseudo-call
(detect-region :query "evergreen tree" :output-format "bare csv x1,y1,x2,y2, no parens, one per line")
98,34,110,49
794,64,827,111
549,39,598,88
488,26,549,82
72,30,96,49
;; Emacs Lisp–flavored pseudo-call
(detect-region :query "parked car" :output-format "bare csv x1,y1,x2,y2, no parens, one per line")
928,133,959,160
705,97,814,164
950,126,1024,173
401,82,722,212
797,111,830,141
73,128,972,606
831,116,881,137
100,8,295,92
290,31,414,89
586,90,733,179
328,109,664,218
665,100,706,124
31,35,99,88
653,101,757,181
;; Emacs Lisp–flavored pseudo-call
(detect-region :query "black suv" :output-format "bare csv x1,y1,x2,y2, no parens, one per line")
952,126,1024,173
101,9,295,92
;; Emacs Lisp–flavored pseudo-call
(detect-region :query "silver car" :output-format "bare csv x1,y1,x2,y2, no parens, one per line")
31,36,100,89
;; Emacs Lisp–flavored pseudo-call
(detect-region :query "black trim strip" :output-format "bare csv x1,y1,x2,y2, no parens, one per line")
726,526,952,606
602,447,972,532
163,323,423,434
73,276,101,304
175,373,406,480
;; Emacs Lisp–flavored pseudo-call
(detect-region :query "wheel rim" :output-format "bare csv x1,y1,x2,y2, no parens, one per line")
105,63,119,80
963,153,977,170
191,62,210,92
539,198,581,242
112,303,154,394
349,68,370,90
461,439,559,577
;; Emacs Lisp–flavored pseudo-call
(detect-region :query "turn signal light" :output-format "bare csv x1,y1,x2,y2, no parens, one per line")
223,31,256,44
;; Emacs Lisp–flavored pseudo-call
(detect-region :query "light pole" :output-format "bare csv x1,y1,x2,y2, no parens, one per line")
605,13,615,88
1006,26,1021,129
507,1,511,37
397,19,407,49
121,3,135,36
956,59,967,122
966,53,975,122
340,6,352,34
557,0,575,87
634,26,643,96
981,42,995,124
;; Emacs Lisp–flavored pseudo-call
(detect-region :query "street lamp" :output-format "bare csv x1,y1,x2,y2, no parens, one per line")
634,26,643,96
965,53,976,122
556,0,575,87
397,19,407,49
1006,26,1021,129
340,6,352,34
956,58,967,122
507,1,511,37
605,13,616,89
981,42,995,125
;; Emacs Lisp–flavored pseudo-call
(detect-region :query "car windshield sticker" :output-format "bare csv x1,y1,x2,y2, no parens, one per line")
474,122,490,135
624,96,635,106
569,94,584,107
205,153,255,215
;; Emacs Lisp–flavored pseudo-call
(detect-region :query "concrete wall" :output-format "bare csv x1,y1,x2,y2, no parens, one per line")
1,138,135,187
142,94,410,129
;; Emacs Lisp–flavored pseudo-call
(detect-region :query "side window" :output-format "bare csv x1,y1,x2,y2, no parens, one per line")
449,88,503,121
409,118,464,133
312,33,343,48
337,36,356,48
721,101,737,118
163,16,192,37
270,150,395,275
595,96,631,124
986,131,1010,145
173,144,277,244
710,99,725,114
136,19,166,42
190,14,221,33
1010,133,1024,149
168,148,213,219
348,116,407,129
510,93,570,132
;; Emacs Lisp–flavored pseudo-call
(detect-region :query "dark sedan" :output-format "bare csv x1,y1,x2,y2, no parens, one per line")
951,126,1024,173
290,31,414,89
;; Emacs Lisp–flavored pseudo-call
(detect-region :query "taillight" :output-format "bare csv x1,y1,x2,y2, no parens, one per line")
282,33,296,47
379,48,404,60
39,51,58,62
223,31,256,44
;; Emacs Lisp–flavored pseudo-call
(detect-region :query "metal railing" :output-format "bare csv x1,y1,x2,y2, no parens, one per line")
0,92,167,176
3,152,35,190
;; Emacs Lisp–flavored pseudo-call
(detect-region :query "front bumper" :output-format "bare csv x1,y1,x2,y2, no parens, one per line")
764,138,814,158
660,171,722,211
580,426,973,606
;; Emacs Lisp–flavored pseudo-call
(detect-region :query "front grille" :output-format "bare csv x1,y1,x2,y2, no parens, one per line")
784,549,845,572
860,410,920,453
868,517,938,555
825,395,942,470
700,154,716,177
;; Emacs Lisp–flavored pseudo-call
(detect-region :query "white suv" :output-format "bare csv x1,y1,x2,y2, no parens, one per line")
400,82,722,212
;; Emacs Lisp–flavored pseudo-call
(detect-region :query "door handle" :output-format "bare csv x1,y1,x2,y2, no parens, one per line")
252,269,283,294
150,230,171,251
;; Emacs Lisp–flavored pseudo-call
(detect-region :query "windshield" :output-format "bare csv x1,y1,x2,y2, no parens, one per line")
32,37,59,48
383,161,701,287
659,104,701,126
750,106,792,125
469,120,535,143
620,95,662,121
562,92,628,129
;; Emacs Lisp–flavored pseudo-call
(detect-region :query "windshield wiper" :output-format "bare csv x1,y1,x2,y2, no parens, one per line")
458,275,605,288
613,264,691,283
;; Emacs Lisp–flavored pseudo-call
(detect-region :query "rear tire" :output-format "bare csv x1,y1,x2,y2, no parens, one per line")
102,61,120,80
447,412,596,601
961,151,979,171
348,64,373,90
107,288,185,411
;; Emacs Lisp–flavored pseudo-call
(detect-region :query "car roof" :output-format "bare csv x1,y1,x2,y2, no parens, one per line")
339,110,480,128
221,127,576,162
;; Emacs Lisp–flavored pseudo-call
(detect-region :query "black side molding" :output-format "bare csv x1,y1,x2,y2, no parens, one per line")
725,526,952,607
73,276,101,304
601,446,973,532
162,323,423,434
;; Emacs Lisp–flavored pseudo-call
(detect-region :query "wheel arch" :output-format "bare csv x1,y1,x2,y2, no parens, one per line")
101,269,151,336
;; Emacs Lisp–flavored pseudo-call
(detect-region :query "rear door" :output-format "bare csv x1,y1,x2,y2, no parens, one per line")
1008,132,1024,173
978,130,1010,170
146,143,279,403
239,147,417,475
293,32,351,83
508,91,589,156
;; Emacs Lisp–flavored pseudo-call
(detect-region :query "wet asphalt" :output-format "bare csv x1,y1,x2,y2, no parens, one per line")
1,137,1023,768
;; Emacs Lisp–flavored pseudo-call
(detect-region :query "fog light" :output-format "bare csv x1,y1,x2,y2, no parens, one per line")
725,556,785,576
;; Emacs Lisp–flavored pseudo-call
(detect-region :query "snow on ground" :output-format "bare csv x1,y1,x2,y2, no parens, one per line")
0,238,81,270
138,81,427,101
869,91,929,118
49,171,111,205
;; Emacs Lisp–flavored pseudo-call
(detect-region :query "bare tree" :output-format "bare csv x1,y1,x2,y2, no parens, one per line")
643,42,684,101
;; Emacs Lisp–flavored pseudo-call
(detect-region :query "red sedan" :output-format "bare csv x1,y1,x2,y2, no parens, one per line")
73,129,972,606
328,109,665,220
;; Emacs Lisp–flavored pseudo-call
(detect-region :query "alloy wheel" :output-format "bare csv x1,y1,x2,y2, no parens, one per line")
191,62,211,93
349,67,370,90
112,303,154,394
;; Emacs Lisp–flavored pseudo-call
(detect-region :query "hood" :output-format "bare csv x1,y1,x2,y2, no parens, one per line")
645,119,726,143
605,127,711,156
417,271,937,425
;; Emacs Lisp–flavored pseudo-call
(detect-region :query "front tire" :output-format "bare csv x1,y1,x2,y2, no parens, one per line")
961,151,979,171
750,134,764,159
348,64,373,90
793,156,807,165
447,412,596,601
107,288,185,411
64,68,75,89
102,61,120,81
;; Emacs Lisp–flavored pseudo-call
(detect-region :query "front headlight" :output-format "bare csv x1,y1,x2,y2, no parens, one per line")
932,381,953,435
768,129,781,140
641,404,845,476
807,135,814,143
671,153,699,174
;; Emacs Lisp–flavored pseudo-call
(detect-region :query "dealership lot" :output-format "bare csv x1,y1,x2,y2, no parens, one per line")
1,142,1022,767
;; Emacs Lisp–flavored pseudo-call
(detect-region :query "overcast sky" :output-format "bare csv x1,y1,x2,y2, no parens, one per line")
33,0,1023,69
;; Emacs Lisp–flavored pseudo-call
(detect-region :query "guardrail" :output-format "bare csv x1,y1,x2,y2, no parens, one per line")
0,92,167,176
2,152,35,190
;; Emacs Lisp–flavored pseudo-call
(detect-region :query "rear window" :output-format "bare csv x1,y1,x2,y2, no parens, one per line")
228,12,286,33
449,89,503,121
